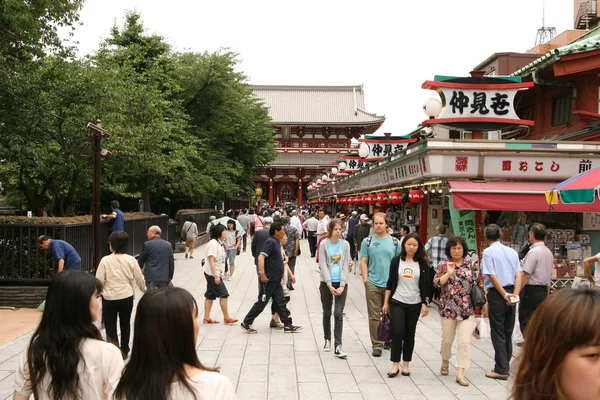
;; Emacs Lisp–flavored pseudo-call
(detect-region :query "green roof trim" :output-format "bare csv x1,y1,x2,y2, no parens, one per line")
506,142,533,149
511,26,600,77
433,75,522,82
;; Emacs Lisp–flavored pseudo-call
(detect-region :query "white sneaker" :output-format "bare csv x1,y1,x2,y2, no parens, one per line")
334,345,347,359
323,339,331,352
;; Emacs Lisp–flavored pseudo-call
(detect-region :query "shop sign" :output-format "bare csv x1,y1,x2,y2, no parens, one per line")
343,159,368,172
421,77,534,130
388,158,424,184
483,156,600,180
448,197,478,253
360,169,389,190
357,137,417,162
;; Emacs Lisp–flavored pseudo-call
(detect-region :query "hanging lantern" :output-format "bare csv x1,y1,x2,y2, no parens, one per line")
338,161,347,171
359,194,368,204
389,191,403,205
367,193,378,205
409,189,425,203
339,197,346,204
350,196,358,205
377,192,389,205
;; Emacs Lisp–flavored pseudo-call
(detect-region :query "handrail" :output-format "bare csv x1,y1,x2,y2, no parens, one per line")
576,1,597,30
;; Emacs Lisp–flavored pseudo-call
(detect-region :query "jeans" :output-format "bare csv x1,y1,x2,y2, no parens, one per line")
257,273,277,315
147,281,168,290
242,233,247,251
244,280,292,326
365,281,387,350
287,257,297,288
518,285,548,336
319,282,348,348
389,299,421,362
102,296,133,355
346,236,356,260
487,286,515,375
308,231,317,257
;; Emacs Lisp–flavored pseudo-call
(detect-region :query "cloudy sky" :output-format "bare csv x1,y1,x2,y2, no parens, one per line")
70,0,574,136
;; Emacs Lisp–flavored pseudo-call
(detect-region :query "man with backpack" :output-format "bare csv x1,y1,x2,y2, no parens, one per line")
359,213,401,357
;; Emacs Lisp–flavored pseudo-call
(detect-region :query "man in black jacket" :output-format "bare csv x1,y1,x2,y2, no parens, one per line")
138,225,174,289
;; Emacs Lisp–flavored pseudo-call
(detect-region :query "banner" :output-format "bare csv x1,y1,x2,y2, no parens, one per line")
448,197,477,253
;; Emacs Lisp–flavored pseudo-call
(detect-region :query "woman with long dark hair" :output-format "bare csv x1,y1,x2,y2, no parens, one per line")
381,232,432,378
13,271,124,400
114,286,237,400
513,288,600,400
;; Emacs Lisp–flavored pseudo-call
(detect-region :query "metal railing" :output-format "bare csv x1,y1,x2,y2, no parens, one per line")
0,215,170,283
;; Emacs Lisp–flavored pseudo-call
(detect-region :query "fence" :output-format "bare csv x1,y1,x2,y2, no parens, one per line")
0,215,170,284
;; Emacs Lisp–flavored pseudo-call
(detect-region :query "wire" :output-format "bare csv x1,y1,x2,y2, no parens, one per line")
0,85,88,130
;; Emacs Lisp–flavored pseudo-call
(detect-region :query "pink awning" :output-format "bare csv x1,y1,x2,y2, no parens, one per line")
448,180,600,212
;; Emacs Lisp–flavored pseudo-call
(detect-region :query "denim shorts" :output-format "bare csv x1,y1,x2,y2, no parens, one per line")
204,273,229,300
225,249,237,267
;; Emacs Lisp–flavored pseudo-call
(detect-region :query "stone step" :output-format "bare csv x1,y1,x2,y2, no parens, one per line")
0,286,47,309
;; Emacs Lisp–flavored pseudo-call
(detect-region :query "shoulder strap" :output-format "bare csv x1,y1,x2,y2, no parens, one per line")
367,235,373,247
186,223,193,234
392,237,399,252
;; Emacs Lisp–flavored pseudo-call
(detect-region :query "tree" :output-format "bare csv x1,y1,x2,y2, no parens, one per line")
174,50,277,202
0,55,103,216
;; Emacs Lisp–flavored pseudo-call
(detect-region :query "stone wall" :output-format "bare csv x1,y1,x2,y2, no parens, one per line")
0,287,47,309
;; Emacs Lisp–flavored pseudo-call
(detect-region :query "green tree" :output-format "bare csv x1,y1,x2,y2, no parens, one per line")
174,50,277,202
0,55,103,216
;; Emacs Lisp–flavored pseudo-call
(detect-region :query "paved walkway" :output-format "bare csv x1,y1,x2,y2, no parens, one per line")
0,238,518,400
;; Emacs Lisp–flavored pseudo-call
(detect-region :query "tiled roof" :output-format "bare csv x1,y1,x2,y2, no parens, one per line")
511,26,600,77
268,152,341,167
250,85,385,125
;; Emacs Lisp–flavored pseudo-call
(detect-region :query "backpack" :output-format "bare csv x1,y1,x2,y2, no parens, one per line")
366,235,400,253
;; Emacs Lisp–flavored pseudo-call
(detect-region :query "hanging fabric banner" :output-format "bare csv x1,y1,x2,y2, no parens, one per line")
448,197,478,253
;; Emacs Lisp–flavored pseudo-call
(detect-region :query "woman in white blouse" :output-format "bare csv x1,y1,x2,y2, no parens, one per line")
114,286,237,400
96,231,146,359
13,271,124,400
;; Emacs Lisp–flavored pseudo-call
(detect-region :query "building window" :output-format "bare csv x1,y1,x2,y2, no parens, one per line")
552,93,572,126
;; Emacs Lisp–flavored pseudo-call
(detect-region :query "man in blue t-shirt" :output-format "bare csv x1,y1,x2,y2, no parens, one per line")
37,235,82,272
241,222,302,334
102,200,125,233
360,213,401,357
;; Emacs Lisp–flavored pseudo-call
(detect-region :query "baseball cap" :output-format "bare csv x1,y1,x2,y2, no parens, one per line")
351,211,357,216
291,209,298,214
360,214,369,221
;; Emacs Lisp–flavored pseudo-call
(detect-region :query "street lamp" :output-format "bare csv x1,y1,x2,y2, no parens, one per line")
331,166,339,175
423,98,443,117
339,161,347,171
358,144,369,158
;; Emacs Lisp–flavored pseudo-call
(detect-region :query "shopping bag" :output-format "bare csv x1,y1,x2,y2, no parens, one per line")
377,313,392,342
472,316,489,340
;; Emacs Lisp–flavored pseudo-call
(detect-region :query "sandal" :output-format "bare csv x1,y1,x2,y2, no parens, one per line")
440,364,449,376
203,318,219,324
456,377,469,387
224,317,239,324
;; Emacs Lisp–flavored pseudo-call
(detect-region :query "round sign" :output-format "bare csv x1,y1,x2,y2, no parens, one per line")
409,189,425,203
389,191,403,205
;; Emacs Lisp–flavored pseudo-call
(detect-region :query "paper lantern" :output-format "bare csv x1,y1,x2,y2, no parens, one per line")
359,194,368,204
409,189,425,203
377,192,389,205
350,196,358,205
339,197,346,204
389,191,403,205
367,193,377,205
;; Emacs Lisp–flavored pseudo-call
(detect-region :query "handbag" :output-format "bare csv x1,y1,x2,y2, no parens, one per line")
470,266,486,307
376,313,392,342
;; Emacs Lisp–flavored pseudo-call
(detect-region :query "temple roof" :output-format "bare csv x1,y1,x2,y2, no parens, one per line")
250,85,385,125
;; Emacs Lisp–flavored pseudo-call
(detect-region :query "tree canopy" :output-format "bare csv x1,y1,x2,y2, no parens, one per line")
0,9,276,216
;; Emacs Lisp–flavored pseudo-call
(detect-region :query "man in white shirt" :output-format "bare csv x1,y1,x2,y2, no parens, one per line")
290,210,303,237
582,250,600,288
303,212,319,257
315,210,331,265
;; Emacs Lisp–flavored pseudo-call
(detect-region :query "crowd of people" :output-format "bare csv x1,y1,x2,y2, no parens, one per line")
17,205,600,400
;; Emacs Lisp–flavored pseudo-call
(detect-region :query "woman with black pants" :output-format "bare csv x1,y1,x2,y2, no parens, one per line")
382,232,432,377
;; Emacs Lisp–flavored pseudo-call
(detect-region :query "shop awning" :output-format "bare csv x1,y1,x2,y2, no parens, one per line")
448,180,600,212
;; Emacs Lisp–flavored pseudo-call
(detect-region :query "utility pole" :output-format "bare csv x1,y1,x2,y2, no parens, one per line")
88,120,112,270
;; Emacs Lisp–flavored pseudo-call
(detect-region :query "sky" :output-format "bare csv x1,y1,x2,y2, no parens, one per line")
68,0,574,136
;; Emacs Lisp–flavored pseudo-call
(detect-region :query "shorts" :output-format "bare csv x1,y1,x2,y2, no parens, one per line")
185,236,197,247
204,273,229,300
225,249,237,267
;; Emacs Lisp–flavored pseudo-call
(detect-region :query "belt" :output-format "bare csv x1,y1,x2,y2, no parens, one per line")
488,285,514,290
525,284,548,288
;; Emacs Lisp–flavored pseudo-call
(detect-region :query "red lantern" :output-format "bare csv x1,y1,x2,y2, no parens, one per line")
360,194,368,204
339,197,347,204
389,191,403,205
377,192,389,205
351,196,359,204
367,193,377,205
409,189,425,203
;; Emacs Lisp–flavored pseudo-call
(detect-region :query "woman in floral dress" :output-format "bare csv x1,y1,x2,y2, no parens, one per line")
433,236,484,387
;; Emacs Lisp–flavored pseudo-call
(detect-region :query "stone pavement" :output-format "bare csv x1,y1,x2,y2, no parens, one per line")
0,238,518,400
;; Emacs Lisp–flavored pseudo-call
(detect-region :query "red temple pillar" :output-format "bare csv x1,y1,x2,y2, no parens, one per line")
420,197,428,245
268,178,274,206
297,179,303,207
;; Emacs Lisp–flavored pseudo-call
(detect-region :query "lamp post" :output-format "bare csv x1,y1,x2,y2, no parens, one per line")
88,121,112,270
